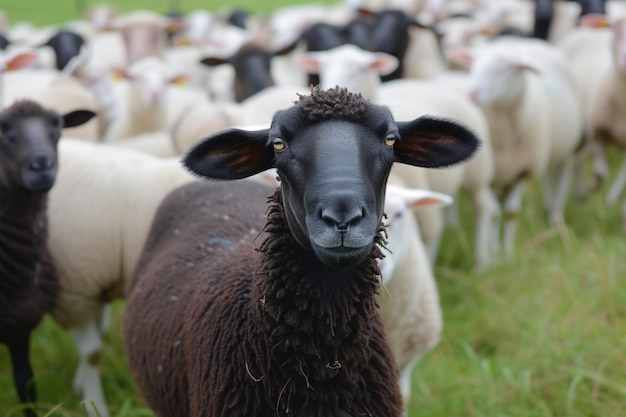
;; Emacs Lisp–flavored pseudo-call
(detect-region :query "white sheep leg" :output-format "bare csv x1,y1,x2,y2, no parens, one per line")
472,186,500,273
548,158,575,226
70,320,110,417
444,202,460,227
607,154,626,206
572,140,595,200
97,303,112,333
398,356,420,416
503,181,527,257
542,166,555,212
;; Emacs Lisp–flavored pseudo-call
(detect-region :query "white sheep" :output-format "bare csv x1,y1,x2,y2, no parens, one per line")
104,56,187,141
557,15,626,226
377,175,450,408
458,36,584,254
46,139,200,417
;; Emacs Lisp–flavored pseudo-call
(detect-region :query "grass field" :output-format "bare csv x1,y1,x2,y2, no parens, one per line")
1,1,626,416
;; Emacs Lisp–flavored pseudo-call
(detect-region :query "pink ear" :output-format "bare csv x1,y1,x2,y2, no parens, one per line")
6,52,39,71
579,13,610,29
110,66,132,80
517,63,541,75
169,74,189,85
371,53,399,76
296,54,322,73
446,47,473,68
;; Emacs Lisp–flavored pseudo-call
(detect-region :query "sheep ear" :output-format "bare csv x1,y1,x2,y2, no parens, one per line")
371,52,398,76
386,185,453,209
200,56,229,67
183,128,274,180
394,116,479,168
296,53,321,73
446,47,473,69
62,110,97,128
6,52,39,71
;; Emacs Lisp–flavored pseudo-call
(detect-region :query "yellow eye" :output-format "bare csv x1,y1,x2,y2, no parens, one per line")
272,137,286,151
384,133,396,147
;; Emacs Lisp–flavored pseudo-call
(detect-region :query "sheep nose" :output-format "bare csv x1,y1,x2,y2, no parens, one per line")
29,156,55,172
321,207,364,235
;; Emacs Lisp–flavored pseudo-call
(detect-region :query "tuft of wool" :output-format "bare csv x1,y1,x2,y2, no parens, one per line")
297,86,368,122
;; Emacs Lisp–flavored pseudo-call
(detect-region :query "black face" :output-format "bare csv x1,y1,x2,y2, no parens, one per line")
183,87,479,271
0,111,62,193
270,109,398,269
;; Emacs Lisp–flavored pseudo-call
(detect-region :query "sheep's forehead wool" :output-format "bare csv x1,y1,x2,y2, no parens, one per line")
3,100,53,120
296,86,368,122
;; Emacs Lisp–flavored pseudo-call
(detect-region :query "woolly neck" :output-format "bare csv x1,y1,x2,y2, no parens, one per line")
0,187,48,291
248,188,399,415
0,187,57,340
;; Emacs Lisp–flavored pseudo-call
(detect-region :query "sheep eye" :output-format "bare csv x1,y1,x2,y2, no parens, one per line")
272,137,286,151
384,133,396,148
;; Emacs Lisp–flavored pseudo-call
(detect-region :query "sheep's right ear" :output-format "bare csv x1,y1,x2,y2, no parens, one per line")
200,56,229,67
62,110,97,128
184,128,274,180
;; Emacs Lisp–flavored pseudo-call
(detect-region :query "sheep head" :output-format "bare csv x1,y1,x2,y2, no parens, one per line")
184,87,478,268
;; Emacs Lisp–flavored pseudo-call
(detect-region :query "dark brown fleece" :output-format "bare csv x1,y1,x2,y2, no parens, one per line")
124,180,403,417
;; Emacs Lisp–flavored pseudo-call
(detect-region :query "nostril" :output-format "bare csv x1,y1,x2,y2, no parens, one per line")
321,208,364,235
29,157,54,172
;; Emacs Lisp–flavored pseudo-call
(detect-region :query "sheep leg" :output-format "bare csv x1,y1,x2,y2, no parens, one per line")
592,142,609,191
607,154,626,206
503,180,527,257
70,320,110,417
444,202,460,227
542,166,555,212
572,140,595,200
398,356,419,416
97,303,112,333
473,186,500,273
548,158,574,226
8,334,37,417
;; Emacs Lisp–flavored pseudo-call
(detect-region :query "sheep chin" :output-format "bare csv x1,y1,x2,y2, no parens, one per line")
310,242,374,270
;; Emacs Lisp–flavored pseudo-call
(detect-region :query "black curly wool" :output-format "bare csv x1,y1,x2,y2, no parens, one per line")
296,86,368,123
243,188,399,416
0,187,58,343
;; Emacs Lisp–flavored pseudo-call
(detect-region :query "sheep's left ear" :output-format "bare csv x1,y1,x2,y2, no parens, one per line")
386,185,453,209
184,128,274,180
394,116,479,168
62,110,97,128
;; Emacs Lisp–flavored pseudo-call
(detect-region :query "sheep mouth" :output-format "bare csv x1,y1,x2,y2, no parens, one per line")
22,170,57,193
311,242,374,269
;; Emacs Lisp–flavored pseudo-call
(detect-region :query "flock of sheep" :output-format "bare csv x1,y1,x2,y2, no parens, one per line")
1,0,625,416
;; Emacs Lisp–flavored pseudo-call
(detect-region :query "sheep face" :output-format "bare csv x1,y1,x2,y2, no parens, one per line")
185,87,478,269
0,101,95,193
468,50,530,105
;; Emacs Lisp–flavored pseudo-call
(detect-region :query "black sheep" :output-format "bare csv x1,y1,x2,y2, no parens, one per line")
0,100,95,416
123,86,479,417
43,30,86,71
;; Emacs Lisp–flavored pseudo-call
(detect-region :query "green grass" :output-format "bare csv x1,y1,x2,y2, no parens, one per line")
2,1,626,416
1,0,334,26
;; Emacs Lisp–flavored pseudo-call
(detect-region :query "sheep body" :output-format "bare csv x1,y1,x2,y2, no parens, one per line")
377,174,447,405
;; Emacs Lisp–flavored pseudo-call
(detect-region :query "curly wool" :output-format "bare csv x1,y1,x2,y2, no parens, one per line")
124,181,403,417
296,86,368,123
0,188,58,343
244,188,401,416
